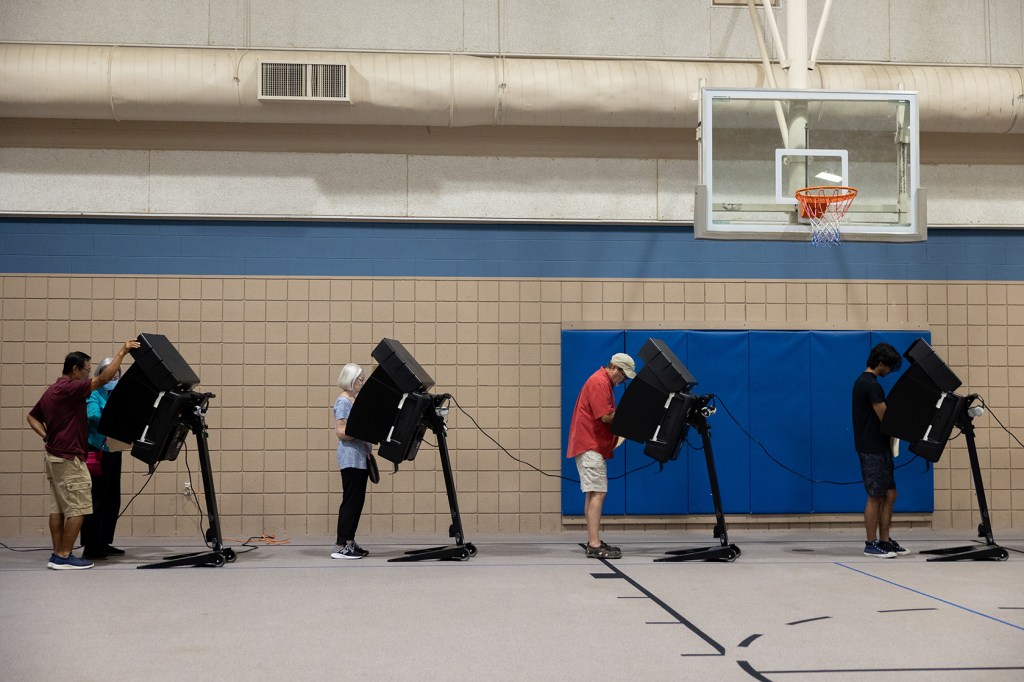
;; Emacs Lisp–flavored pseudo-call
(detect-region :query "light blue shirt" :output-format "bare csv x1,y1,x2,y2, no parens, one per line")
86,387,111,452
334,395,369,470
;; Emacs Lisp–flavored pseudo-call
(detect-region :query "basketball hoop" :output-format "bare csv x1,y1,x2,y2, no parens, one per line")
795,186,858,247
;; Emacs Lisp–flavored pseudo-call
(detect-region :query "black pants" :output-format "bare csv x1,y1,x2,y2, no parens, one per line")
336,467,369,545
81,451,123,551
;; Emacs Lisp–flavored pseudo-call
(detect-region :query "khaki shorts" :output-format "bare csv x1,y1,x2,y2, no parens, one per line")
575,450,608,493
44,454,93,517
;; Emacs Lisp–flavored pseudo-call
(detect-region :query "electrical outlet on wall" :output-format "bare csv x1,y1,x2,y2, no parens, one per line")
183,481,193,497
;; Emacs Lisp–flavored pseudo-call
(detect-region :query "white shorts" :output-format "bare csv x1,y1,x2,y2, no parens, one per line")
575,451,608,493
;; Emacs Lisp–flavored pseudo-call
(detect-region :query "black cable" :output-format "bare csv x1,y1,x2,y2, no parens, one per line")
713,394,926,486
609,459,657,480
117,462,156,519
0,542,50,553
112,444,206,546
979,397,1024,450
234,537,262,555
449,395,658,482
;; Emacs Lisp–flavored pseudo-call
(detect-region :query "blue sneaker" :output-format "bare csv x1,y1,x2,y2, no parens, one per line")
881,539,911,556
47,553,94,570
863,541,896,558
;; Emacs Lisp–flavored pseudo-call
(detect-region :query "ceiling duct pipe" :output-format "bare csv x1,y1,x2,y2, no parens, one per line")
0,43,1021,133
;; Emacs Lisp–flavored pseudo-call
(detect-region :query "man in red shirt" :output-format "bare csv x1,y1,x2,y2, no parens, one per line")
567,352,635,559
27,340,139,570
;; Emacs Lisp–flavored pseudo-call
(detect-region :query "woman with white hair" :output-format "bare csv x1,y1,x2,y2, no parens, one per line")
331,363,372,559
81,357,126,560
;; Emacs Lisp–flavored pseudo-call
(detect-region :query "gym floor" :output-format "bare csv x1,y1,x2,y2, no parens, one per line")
2,529,1023,681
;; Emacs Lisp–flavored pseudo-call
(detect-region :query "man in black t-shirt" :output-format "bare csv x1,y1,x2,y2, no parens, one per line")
851,342,910,559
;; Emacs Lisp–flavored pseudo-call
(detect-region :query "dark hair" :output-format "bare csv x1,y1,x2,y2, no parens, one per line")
866,343,902,372
62,351,91,375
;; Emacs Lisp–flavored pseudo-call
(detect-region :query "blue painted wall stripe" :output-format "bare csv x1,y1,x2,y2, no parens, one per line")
2,217,1023,280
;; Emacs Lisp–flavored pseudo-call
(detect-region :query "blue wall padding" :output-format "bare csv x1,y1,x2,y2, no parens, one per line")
685,331,752,514
810,331,872,512
561,329,934,516
749,331,812,512
560,330,627,515
622,331,690,514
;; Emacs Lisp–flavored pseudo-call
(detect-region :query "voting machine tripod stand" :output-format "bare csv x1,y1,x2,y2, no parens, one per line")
921,400,1008,562
656,396,741,563
138,392,236,569
390,394,477,562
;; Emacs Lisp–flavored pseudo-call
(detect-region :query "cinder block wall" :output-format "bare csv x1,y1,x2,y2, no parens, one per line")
3,265,1022,537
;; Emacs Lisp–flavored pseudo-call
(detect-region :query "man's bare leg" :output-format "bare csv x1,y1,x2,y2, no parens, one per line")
585,491,606,548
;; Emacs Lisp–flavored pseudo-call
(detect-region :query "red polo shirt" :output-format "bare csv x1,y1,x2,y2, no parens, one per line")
566,368,617,460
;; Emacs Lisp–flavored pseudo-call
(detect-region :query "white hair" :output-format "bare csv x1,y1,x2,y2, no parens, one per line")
94,357,118,377
336,363,364,391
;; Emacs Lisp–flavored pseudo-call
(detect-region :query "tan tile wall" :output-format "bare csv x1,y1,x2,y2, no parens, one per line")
1,275,1021,538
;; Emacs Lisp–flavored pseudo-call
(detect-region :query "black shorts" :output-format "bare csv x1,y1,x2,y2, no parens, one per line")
858,450,895,497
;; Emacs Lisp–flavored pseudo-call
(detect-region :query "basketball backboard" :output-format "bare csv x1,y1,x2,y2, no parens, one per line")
694,88,924,241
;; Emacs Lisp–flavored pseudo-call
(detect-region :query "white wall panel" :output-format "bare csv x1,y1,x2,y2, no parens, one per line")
924,164,1024,227
989,0,1024,65
0,148,150,214
147,151,408,217
501,0,710,58
462,0,500,54
3,148,1023,229
656,160,699,222
0,0,1018,67
208,0,250,48
812,0,891,63
407,155,657,221
891,1,989,64
710,5,769,61
247,0,466,52
0,0,211,46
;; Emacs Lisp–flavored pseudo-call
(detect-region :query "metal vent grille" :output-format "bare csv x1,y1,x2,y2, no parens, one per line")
258,62,349,101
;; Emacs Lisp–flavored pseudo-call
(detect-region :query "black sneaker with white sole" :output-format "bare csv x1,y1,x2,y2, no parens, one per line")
585,544,622,559
330,544,363,560
881,539,911,555
863,540,896,558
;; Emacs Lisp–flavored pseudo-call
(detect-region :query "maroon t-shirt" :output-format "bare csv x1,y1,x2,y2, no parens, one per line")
29,376,92,460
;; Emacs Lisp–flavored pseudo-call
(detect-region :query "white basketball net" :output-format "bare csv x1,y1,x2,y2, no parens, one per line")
796,187,858,247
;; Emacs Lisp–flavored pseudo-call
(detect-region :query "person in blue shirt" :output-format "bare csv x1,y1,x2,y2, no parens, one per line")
80,357,127,560
331,363,373,560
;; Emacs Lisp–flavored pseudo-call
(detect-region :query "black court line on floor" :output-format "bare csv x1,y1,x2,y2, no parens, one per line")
738,634,762,648
583,547,725,656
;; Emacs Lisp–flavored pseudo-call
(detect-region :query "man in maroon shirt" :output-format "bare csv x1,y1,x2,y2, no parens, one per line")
27,339,139,569
567,352,635,559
